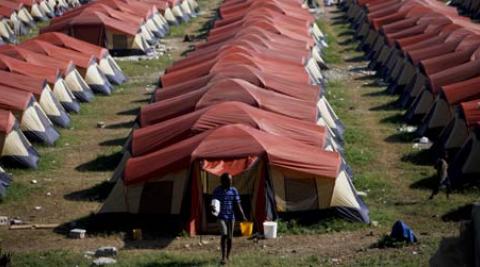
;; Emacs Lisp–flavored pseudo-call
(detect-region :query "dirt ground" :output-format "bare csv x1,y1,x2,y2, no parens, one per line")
1,1,479,266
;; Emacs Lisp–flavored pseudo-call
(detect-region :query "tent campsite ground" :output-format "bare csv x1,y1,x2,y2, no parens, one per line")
0,2,478,266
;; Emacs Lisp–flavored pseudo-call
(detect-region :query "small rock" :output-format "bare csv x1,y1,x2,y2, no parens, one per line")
216,246,220,251
95,246,118,257
331,258,340,264
184,244,190,249
92,257,117,266
200,240,209,245
34,206,42,211
412,251,418,255
46,192,52,197
31,179,38,184
371,221,379,227
197,242,203,247
262,244,267,249
97,122,106,129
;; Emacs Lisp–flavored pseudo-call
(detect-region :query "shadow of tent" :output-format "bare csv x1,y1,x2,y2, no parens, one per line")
410,175,437,191
54,214,179,250
99,137,127,147
369,101,400,111
442,204,473,222
75,151,123,172
117,107,140,116
105,121,136,129
362,90,391,97
380,114,404,124
131,98,150,104
384,132,417,144
401,150,435,166
64,181,114,202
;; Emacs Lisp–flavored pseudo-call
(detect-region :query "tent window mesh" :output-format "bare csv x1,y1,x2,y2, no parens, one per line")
284,177,318,211
139,181,173,214
112,34,128,49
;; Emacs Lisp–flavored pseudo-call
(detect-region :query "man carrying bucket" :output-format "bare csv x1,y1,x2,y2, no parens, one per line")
212,173,247,265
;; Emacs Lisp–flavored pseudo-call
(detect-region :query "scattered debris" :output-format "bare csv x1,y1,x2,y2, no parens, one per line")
144,85,156,94
0,216,8,226
412,136,433,150
398,125,417,133
95,247,118,258
92,257,117,266
97,121,106,129
183,34,194,42
10,219,23,225
357,191,368,197
69,228,86,239
9,224,58,230
132,229,142,240
9,225,32,230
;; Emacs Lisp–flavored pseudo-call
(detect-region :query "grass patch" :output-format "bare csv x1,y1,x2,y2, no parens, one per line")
11,249,334,267
316,19,343,64
0,181,38,204
12,250,89,267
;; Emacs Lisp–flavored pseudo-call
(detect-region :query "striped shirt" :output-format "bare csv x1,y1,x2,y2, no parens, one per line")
213,186,241,221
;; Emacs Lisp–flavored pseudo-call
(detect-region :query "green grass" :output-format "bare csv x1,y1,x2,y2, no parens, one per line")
11,249,333,267
0,181,40,204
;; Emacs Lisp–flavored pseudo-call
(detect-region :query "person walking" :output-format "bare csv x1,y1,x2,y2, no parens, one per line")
212,173,247,265
429,152,451,200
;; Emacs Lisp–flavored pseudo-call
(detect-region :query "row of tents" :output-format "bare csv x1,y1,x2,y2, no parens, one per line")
0,0,81,44
341,0,480,189
0,32,127,197
98,0,370,235
450,0,480,19
40,0,199,55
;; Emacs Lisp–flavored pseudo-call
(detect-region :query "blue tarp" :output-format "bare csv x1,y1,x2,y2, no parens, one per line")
390,220,417,243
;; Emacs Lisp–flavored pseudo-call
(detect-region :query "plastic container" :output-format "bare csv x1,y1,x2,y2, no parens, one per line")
263,221,277,239
132,229,143,240
240,221,253,237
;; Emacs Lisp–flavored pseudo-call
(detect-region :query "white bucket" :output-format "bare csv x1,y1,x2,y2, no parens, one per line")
263,221,278,239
